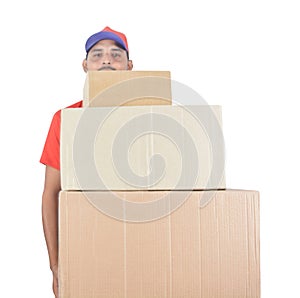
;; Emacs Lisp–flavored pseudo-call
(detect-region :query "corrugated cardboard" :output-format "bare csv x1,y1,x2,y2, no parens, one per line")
83,71,172,107
59,189,260,298
60,105,225,191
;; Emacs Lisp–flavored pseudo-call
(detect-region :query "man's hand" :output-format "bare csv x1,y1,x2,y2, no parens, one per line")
51,264,59,297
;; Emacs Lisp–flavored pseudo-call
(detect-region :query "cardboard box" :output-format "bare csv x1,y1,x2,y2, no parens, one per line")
83,71,172,107
59,189,260,298
60,105,225,191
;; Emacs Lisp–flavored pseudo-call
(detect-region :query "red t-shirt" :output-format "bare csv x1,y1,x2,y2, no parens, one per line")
40,100,83,170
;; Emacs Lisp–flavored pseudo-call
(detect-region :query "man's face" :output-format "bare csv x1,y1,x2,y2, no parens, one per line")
82,39,133,72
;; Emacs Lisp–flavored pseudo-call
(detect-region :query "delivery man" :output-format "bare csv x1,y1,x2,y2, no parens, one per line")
40,26,133,297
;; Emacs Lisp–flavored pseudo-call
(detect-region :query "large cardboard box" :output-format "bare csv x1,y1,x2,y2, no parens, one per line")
59,189,260,298
60,105,225,191
83,71,172,107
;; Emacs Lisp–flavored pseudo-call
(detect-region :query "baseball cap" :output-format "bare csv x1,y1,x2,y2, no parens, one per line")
85,26,129,56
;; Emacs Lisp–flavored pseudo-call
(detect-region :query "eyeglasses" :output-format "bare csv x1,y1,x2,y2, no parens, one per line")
87,48,126,63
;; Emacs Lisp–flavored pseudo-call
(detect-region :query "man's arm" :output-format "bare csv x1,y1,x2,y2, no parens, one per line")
42,166,61,297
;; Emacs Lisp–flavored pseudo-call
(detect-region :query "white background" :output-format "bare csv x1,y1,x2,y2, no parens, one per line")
1,0,299,297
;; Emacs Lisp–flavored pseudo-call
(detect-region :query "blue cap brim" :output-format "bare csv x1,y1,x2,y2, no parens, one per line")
85,31,128,53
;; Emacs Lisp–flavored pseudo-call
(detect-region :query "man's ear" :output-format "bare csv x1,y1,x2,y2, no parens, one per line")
127,60,133,70
82,59,88,72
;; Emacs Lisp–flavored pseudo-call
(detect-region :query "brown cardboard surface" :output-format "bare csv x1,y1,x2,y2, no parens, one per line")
59,189,260,298
83,71,172,107
60,105,225,191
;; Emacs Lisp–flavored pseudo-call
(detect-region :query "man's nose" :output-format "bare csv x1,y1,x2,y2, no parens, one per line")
102,52,111,64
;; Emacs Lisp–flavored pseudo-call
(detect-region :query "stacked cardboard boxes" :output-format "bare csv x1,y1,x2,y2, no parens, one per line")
59,71,260,297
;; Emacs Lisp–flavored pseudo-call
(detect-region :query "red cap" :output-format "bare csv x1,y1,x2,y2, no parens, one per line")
85,26,129,54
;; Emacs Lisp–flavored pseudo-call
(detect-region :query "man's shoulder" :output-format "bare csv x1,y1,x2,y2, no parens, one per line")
51,100,83,121
65,100,83,109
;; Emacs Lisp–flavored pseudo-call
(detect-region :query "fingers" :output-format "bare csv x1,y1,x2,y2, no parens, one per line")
53,275,59,298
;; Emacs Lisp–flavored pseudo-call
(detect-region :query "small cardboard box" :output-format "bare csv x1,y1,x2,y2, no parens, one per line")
60,105,225,191
59,189,260,298
83,71,172,107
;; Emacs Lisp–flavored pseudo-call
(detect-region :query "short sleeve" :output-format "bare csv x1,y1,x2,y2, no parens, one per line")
40,110,62,170
40,100,83,171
